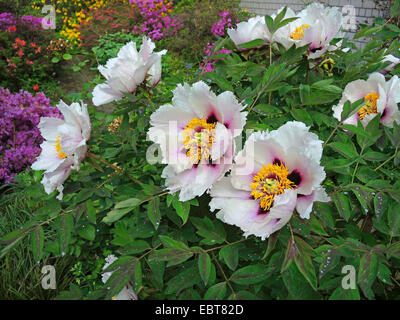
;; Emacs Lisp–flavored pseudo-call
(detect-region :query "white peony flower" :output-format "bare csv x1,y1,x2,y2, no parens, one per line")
332,72,400,128
273,3,343,59
381,54,400,74
31,100,91,200
92,36,167,106
102,254,138,300
147,81,247,201
227,15,269,47
209,121,330,240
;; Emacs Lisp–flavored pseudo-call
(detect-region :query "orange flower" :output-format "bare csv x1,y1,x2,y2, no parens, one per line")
33,84,39,91
30,42,37,48
17,49,24,57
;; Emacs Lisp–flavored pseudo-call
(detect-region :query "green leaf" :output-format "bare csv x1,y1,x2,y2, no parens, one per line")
354,25,382,39
332,192,352,221
363,151,388,162
230,290,261,300
86,200,96,224
104,256,139,299
191,217,226,245
77,224,95,241
147,197,161,229
219,245,239,271
341,124,372,139
31,226,44,263
262,230,280,260
165,266,201,296
159,235,189,250
264,15,274,33
203,72,234,92
230,264,270,285
57,213,74,256
390,0,400,17
373,192,388,220
172,198,190,225
329,286,360,300
149,248,193,267
204,282,227,300
63,53,73,60
290,108,313,126
358,252,378,299
198,251,212,285
377,263,392,285
388,242,400,259
328,142,358,159
293,236,318,290
253,104,282,116
388,202,400,236
102,207,134,224
309,216,328,236
237,38,267,49
115,198,142,209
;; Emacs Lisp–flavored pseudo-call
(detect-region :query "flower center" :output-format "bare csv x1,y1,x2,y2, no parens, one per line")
182,118,216,164
290,24,310,40
250,163,296,212
55,134,67,159
358,92,379,120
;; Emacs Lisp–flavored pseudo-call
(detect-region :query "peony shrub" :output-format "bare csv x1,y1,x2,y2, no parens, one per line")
2,2,400,301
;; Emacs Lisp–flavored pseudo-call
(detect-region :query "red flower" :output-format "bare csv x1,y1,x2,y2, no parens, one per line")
7,25,16,32
33,84,39,91
26,59,34,65
15,38,26,47
35,46,41,54
17,49,24,57
30,42,37,48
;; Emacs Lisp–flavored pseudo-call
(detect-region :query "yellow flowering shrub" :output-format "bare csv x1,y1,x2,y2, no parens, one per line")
32,0,130,46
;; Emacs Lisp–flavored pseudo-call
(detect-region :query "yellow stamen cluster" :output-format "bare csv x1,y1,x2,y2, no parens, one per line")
290,24,310,40
182,118,216,164
55,134,67,159
358,92,379,120
250,163,296,212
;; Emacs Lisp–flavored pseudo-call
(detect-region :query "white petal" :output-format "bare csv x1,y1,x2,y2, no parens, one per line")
41,157,74,198
272,121,323,162
284,148,326,196
210,123,232,161
163,163,224,201
215,91,247,135
31,141,64,172
296,187,330,219
149,103,195,129
37,117,65,141
209,176,251,200
92,83,123,106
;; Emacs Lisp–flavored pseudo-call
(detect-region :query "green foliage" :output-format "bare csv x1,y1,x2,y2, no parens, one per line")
2,2,400,301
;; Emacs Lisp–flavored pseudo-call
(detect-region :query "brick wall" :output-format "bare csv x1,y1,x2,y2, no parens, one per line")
239,0,391,47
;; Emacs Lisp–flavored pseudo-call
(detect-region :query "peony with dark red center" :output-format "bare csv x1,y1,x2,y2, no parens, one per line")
209,121,330,240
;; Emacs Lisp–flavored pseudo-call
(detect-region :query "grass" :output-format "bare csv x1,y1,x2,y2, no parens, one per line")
0,185,75,299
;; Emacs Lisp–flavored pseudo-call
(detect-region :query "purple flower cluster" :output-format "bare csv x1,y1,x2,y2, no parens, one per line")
129,0,182,40
211,11,237,37
199,11,239,72
0,88,61,184
200,42,231,73
0,12,43,31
